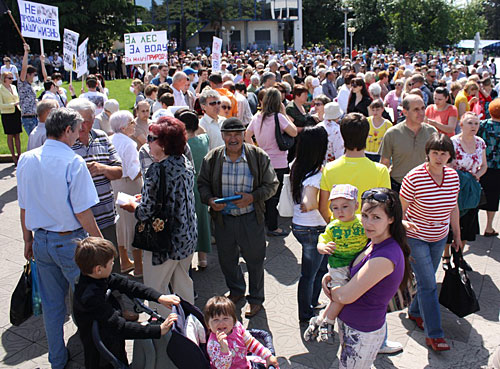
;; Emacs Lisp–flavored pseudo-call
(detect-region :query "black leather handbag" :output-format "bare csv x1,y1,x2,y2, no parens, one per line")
439,248,480,318
132,164,173,254
274,113,294,151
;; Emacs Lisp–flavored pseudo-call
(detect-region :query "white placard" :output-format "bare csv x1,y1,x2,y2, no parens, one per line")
211,36,223,72
123,30,168,65
63,29,79,72
77,37,89,78
17,0,60,41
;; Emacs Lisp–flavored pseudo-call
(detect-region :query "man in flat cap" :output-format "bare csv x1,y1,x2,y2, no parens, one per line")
198,117,278,318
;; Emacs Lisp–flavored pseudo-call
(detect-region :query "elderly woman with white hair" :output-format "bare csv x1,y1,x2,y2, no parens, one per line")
248,74,261,94
110,110,144,277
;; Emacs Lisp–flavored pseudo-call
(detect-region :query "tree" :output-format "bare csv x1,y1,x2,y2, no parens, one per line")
387,0,455,51
349,0,389,48
484,0,500,38
302,0,344,46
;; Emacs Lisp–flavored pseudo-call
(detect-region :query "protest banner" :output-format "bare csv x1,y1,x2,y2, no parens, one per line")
212,36,222,72
17,0,60,41
77,37,89,78
123,30,168,65
63,28,79,72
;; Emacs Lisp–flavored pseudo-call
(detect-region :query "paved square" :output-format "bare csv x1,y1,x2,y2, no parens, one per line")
0,163,498,368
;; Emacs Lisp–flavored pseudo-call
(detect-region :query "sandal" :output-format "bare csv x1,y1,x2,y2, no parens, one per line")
317,322,334,344
484,230,499,237
408,314,424,330
425,337,450,351
303,316,320,341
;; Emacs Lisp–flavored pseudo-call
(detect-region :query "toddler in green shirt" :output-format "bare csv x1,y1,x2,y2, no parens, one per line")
304,184,368,342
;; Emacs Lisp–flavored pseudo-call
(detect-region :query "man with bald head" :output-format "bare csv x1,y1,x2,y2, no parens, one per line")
379,95,437,191
171,71,190,107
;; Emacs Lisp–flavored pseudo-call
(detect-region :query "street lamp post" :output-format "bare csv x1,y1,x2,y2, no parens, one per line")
348,26,356,57
221,25,235,52
340,4,353,58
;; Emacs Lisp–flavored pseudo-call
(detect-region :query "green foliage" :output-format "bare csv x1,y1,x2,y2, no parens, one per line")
387,0,451,51
302,0,344,45
349,0,389,47
484,0,500,38
449,0,488,42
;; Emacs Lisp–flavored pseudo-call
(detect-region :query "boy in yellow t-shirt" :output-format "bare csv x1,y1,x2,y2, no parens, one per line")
303,184,368,343
366,100,392,162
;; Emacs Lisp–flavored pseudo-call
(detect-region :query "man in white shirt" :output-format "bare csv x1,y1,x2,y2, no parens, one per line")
171,71,189,107
17,107,101,369
337,73,355,114
80,76,108,115
27,99,58,150
41,80,66,107
198,88,225,150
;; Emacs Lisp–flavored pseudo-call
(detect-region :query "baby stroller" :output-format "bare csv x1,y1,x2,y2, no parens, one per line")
92,297,277,369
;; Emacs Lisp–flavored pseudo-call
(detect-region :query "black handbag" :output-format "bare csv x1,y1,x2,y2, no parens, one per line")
132,164,173,254
10,262,33,326
274,113,294,151
439,248,480,318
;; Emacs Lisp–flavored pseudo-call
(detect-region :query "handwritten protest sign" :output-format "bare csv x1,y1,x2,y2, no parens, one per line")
77,37,89,78
123,30,168,65
63,29,79,72
212,36,223,72
17,0,60,41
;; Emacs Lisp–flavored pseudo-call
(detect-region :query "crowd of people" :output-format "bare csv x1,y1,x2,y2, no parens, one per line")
3,41,500,368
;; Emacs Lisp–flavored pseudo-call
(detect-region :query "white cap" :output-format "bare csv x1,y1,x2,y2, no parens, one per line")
104,99,119,114
324,102,343,120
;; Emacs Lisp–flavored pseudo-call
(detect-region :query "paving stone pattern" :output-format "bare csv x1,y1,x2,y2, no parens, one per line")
0,163,498,369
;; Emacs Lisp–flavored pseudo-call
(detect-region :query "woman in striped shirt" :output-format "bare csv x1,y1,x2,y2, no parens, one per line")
399,133,461,352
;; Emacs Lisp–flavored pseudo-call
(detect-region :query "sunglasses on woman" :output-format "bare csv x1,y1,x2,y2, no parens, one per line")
361,189,389,202
147,135,158,143
221,105,231,110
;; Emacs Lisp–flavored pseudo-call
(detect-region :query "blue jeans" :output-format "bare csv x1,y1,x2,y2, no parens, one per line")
33,228,87,369
21,116,38,136
292,224,328,321
408,236,447,339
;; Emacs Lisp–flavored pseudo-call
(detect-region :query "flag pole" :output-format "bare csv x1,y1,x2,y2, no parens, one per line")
6,10,27,44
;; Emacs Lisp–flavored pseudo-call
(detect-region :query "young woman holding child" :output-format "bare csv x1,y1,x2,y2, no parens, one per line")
322,187,411,369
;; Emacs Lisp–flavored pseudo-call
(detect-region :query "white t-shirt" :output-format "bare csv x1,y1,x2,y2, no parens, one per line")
292,172,327,227
80,91,108,115
1,65,19,81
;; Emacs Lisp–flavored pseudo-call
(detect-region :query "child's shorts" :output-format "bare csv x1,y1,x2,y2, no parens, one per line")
327,266,350,288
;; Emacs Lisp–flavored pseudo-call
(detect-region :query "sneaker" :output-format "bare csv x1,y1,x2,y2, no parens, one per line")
303,316,320,341
378,340,403,354
318,322,334,343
